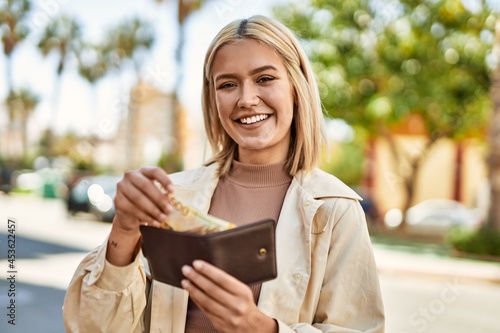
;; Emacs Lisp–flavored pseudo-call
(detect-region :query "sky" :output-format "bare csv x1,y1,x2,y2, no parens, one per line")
0,0,290,141
2,0,496,155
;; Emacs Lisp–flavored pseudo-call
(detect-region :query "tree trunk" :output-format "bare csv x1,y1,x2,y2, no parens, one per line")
487,21,500,231
452,141,464,203
382,132,412,230
167,2,187,172
382,130,440,230
20,111,29,161
3,55,14,159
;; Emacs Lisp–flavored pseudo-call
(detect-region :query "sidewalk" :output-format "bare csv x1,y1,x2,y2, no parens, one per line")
373,243,500,284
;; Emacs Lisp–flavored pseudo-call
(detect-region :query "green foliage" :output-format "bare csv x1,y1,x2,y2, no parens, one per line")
37,15,83,76
274,0,497,139
77,42,109,84
447,226,500,256
320,133,365,186
157,151,184,174
6,87,39,121
0,0,31,57
103,17,155,72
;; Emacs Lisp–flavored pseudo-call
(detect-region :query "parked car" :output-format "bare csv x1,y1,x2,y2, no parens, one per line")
66,175,121,222
352,186,380,223
404,199,481,235
0,163,15,194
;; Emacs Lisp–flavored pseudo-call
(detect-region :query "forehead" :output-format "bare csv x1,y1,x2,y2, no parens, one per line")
211,39,286,76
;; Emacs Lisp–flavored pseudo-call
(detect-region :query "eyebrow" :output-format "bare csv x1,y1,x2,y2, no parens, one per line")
214,65,278,82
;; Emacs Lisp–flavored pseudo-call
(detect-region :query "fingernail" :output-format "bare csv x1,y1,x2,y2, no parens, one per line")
182,265,191,275
181,279,189,288
193,260,203,269
159,213,167,221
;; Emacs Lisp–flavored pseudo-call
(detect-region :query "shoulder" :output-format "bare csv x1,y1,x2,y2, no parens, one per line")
168,163,218,186
294,168,362,201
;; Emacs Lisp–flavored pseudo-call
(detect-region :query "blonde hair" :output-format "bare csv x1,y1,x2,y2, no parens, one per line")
202,15,326,176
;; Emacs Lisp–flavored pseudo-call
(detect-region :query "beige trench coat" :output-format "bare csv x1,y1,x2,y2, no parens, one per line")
63,164,385,332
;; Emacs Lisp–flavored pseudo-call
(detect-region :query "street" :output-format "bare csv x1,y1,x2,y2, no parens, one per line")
1,194,500,333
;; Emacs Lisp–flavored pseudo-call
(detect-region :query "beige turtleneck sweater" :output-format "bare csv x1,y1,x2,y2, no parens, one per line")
185,160,293,333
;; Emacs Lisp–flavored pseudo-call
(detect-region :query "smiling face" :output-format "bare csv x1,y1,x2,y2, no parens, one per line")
211,39,295,165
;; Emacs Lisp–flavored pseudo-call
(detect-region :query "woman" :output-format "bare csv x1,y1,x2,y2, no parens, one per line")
63,15,384,333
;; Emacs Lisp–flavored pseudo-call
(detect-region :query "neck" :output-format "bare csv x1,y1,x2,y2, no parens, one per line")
237,147,289,165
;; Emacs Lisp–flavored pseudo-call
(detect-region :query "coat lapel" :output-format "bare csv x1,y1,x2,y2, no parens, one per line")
258,178,323,323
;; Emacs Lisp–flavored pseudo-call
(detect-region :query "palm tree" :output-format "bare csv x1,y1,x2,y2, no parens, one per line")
103,17,155,75
0,0,31,158
78,43,108,84
6,88,39,160
77,42,109,120
102,17,155,169
488,20,500,230
152,0,204,170
37,15,83,137
0,0,30,95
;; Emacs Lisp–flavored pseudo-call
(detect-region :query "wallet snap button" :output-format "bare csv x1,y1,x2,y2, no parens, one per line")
293,273,301,281
304,200,311,207
259,248,267,256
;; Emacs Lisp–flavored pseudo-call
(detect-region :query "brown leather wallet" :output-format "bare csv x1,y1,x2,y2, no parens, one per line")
140,219,277,288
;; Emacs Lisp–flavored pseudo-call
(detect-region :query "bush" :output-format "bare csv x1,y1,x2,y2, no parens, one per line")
447,226,500,257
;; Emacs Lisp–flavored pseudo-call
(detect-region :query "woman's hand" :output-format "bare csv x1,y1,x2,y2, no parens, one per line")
107,166,175,266
113,166,174,232
181,260,278,333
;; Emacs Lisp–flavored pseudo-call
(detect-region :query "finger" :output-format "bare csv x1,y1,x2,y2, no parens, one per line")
182,262,249,307
118,185,167,223
181,269,258,331
123,171,172,216
140,220,162,228
181,268,235,324
191,260,246,295
139,166,175,193
115,189,165,225
180,278,227,320
182,264,225,297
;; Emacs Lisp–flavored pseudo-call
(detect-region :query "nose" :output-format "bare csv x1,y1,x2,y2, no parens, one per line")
237,82,259,109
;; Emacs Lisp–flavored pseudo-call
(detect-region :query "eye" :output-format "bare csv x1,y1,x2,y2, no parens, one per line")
257,76,274,83
217,82,236,90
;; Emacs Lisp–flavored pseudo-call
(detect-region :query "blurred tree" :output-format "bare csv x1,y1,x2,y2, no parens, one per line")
37,15,83,156
0,0,31,159
50,131,98,172
77,43,108,85
6,88,39,160
0,0,30,96
320,135,365,187
488,20,500,230
276,0,497,228
102,17,155,169
103,17,154,74
77,42,109,121
152,0,204,171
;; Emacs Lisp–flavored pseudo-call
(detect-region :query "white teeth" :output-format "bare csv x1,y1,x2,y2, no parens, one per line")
240,114,269,124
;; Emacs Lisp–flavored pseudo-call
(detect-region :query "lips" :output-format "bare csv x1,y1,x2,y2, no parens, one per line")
238,114,270,124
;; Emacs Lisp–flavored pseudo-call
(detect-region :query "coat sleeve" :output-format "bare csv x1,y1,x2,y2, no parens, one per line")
62,237,147,333
278,199,385,333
